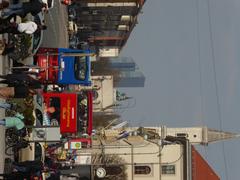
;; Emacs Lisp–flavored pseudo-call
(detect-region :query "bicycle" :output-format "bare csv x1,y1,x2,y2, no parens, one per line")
5,128,19,147
5,127,31,156
5,137,32,156
5,127,28,147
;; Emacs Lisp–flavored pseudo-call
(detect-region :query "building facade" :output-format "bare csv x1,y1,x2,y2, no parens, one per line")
58,126,238,179
92,57,145,87
69,0,146,56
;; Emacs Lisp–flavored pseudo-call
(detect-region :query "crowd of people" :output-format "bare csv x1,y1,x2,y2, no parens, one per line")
0,0,62,179
0,73,62,177
0,0,48,56
0,158,62,179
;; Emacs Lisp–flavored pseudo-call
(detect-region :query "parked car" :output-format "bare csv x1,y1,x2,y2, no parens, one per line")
31,0,54,55
68,21,78,36
69,35,79,49
68,5,77,20
32,14,44,55
61,0,72,5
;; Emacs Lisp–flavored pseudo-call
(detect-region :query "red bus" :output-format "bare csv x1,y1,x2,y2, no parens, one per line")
42,91,93,136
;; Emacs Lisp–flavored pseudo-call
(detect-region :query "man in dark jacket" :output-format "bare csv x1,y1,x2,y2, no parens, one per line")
0,0,9,10
1,0,47,19
0,160,43,180
0,73,42,89
0,171,29,180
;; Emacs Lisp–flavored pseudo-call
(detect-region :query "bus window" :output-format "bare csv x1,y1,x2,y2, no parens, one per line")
74,57,87,81
77,93,88,134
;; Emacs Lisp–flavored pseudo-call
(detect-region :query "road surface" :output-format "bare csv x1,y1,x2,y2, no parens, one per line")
42,1,69,48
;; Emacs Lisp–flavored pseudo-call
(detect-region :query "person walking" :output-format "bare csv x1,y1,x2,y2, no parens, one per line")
1,0,48,19
0,171,28,180
0,86,37,99
0,73,42,89
11,61,43,74
0,39,15,55
0,112,25,130
0,160,44,180
0,0,9,10
0,19,47,34
12,160,43,173
0,101,19,111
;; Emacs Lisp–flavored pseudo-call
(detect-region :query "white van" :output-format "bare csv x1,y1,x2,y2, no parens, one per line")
68,21,78,35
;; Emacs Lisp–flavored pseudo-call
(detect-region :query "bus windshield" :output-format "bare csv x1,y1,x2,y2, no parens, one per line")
74,56,87,81
77,92,89,135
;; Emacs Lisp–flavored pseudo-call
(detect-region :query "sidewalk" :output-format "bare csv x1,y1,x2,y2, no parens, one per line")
0,27,11,172
0,35,7,174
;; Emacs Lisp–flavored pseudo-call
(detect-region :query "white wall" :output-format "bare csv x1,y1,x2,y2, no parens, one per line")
103,137,184,180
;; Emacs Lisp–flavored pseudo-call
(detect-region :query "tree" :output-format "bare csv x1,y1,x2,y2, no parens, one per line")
93,113,120,129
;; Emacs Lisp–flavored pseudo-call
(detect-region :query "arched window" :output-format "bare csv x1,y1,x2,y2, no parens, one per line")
92,90,99,100
134,165,151,175
105,166,123,175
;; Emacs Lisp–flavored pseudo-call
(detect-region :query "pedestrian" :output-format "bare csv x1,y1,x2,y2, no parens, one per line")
11,61,43,74
0,73,42,89
0,101,19,111
0,112,25,130
0,160,44,180
0,0,9,10
12,160,43,173
13,160,44,180
0,86,37,99
0,171,28,180
0,19,47,34
0,39,15,55
1,0,48,19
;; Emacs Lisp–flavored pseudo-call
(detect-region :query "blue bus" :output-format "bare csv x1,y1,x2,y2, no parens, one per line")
34,47,92,86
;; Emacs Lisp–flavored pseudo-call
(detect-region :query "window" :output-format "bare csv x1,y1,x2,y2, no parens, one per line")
34,142,42,161
77,93,89,134
74,57,87,81
105,166,123,175
162,165,175,175
134,165,151,175
92,90,99,100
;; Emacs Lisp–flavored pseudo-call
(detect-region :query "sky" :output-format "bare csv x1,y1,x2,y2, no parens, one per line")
120,0,240,179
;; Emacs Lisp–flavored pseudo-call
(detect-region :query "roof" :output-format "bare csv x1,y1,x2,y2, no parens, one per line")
192,146,220,180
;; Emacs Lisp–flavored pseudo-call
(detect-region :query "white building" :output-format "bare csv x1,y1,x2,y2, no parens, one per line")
91,75,116,112
89,126,238,180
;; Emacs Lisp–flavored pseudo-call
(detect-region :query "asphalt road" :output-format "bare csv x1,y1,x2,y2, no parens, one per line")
41,0,69,48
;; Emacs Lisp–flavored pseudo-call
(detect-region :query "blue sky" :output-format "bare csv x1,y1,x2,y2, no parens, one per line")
121,0,240,179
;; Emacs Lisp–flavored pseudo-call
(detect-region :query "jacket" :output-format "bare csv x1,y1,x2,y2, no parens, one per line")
5,113,25,130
